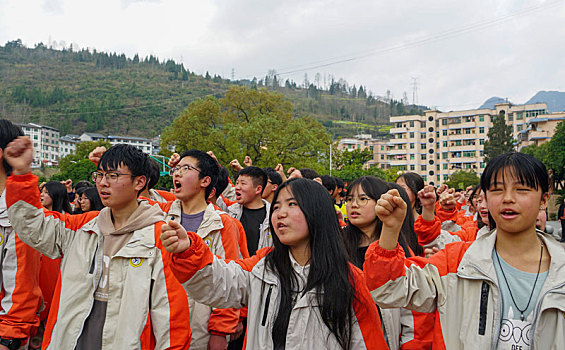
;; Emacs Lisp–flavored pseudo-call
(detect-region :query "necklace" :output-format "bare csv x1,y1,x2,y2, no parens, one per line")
494,240,543,322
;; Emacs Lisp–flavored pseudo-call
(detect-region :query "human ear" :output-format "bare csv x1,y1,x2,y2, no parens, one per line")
200,176,211,188
134,175,147,192
255,186,263,196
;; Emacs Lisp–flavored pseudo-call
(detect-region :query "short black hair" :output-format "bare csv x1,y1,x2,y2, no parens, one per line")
299,168,319,180
179,149,219,198
334,177,345,190
238,166,267,194
263,167,282,186
320,175,337,194
147,158,161,190
98,144,150,192
481,152,548,194
214,166,230,198
0,119,24,175
74,180,93,191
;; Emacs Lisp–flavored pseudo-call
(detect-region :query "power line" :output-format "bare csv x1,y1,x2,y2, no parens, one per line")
247,0,562,78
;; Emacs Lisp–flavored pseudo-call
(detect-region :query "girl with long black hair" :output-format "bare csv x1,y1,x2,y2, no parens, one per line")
40,181,72,213
161,178,387,349
341,176,430,349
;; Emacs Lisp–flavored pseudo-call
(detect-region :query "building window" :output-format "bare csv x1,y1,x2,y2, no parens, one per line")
517,113,523,120
465,128,471,134
479,127,485,133
410,143,415,149
409,132,415,138
421,154,427,160
443,164,448,170
410,154,415,160
442,130,447,136
422,144,426,150
410,121,414,127
509,115,513,121
442,152,448,159
443,141,448,147
410,165,415,171
479,116,485,122
480,162,485,168
381,155,384,160
480,139,485,145
381,146,384,151
421,165,427,171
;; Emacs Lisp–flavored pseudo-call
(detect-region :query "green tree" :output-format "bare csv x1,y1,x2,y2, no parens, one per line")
444,170,480,189
330,148,389,183
51,159,97,184
521,120,565,187
161,86,332,171
484,112,514,163
58,140,112,173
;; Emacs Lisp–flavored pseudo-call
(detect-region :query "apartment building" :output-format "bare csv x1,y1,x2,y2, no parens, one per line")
388,102,557,185
107,135,154,154
16,122,61,167
59,135,80,158
337,134,390,169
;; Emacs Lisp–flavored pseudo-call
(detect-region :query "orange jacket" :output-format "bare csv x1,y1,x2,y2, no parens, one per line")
6,173,190,349
414,216,479,247
0,190,41,341
434,202,473,226
169,230,388,349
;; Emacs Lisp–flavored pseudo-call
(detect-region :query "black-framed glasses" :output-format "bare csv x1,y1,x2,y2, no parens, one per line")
169,164,201,176
91,171,133,183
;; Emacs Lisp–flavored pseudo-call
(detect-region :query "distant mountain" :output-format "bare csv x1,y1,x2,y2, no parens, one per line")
479,97,509,109
479,91,565,113
525,91,565,113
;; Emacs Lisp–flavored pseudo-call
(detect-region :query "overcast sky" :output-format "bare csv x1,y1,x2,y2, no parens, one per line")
1,0,564,111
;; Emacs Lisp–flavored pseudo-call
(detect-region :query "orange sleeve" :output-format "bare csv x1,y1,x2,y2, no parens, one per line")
350,266,389,349
414,216,442,246
0,233,42,339
153,223,191,349
207,216,242,335
155,190,176,202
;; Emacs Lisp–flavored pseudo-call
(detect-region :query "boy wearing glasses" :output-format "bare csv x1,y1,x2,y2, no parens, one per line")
3,140,190,350
156,150,241,350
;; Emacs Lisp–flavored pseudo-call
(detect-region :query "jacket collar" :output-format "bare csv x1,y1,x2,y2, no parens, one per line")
82,216,157,257
167,201,223,238
459,228,565,292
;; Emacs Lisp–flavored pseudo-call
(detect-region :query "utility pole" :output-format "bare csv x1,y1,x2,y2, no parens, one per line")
231,68,235,81
411,77,419,106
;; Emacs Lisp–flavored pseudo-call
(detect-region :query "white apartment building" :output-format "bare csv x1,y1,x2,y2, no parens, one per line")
16,122,60,167
337,134,390,169
59,135,80,158
107,135,154,154
388,102,559,185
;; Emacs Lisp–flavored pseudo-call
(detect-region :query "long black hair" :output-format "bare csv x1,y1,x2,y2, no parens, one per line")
342,176,422,266
396,172,425,214
82,187,104,212
42,181,72,214
266,178,355,349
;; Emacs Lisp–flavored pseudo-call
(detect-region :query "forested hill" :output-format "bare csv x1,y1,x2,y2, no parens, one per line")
0,39,426,138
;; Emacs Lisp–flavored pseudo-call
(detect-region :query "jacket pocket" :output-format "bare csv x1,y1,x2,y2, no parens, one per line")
262,285,273,326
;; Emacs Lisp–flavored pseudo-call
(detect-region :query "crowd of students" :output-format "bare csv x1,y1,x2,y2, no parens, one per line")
0,117,564,350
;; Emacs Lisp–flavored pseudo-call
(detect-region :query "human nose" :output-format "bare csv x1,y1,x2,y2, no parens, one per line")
501,189,515,203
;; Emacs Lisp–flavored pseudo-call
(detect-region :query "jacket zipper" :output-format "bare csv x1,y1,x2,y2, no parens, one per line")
72,237,104,349
460,263,501,350
261,285,273,326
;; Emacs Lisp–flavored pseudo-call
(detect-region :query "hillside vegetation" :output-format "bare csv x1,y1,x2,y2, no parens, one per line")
0,39,425,138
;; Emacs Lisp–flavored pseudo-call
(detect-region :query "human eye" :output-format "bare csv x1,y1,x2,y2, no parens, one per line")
345,196,353,202
108,172,119,180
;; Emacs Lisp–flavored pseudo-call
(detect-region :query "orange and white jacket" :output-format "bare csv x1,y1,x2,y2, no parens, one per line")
151,199,241,349
6,173,191,350
414,215,489,249
363,230,565,349
169,230,389,349
0,189,41,341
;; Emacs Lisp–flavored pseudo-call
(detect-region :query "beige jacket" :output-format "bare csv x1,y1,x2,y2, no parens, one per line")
161,201,241,349
365,229,565,349
5,173,191,350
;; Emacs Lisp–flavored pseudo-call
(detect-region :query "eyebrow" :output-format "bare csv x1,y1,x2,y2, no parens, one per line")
273,197,296,205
